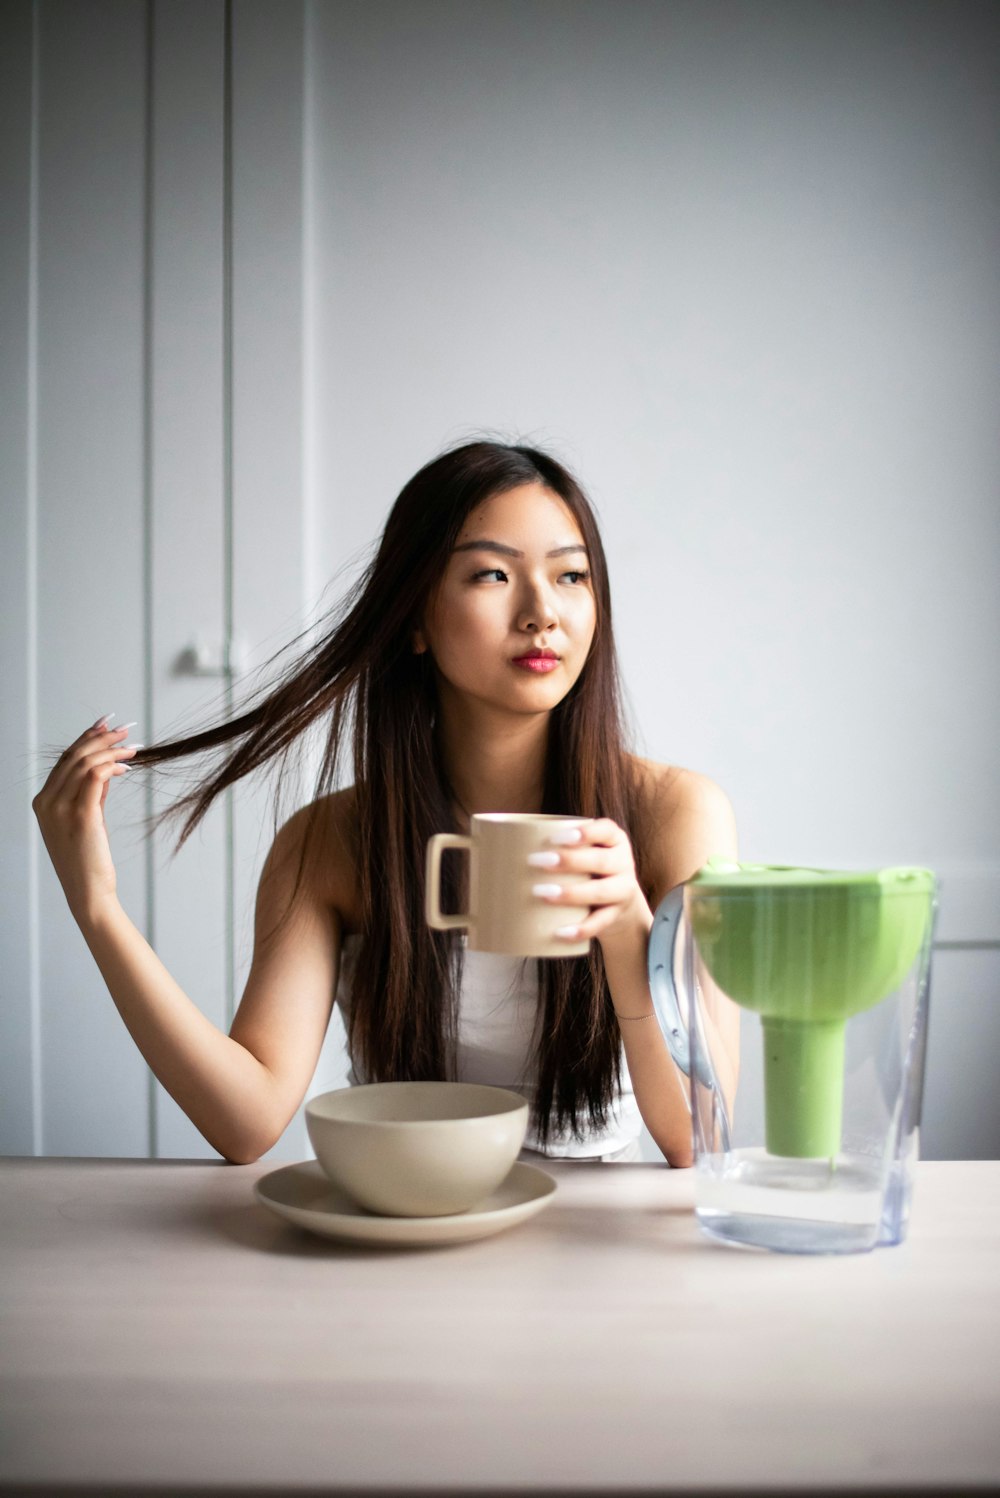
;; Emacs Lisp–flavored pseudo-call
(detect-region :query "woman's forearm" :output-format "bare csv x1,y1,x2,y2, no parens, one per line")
601,906,694,1167
78,898,280,1163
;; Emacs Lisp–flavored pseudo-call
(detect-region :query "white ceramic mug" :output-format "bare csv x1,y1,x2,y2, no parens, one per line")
425,813,592,957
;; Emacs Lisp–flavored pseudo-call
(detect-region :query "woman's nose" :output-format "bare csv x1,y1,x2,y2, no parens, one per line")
517,582,557,633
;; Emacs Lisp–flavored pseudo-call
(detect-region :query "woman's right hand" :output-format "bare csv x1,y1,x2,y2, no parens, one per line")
31,715,141,924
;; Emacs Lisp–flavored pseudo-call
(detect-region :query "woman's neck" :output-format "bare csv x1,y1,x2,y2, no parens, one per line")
435,703,550,829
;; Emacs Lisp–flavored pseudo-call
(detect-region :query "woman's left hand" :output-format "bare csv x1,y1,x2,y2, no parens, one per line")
529,818,650,949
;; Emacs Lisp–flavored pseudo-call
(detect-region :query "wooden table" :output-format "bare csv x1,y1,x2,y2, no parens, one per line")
1,1157,998,1496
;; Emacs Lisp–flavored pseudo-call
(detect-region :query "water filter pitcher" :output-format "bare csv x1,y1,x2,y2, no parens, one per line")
648,859,937,1254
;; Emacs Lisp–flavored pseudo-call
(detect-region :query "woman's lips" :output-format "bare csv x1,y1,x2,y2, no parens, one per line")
511,656,560,673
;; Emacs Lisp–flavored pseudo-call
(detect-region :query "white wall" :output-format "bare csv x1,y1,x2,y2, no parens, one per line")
2,0,997,1162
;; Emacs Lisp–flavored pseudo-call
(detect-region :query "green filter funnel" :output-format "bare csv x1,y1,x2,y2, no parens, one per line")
686,859,936,1158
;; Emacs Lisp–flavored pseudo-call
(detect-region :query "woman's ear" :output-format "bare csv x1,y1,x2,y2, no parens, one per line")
412,629,428,655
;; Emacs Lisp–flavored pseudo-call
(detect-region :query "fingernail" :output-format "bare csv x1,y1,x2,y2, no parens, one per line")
527,851,561,868
532,883,563,899
555,925,581,939
547,827,582,845
122,743,145,752
117,721,138,732
92,712,115,728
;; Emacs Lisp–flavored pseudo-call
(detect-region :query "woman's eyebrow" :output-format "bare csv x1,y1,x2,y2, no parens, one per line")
452,540,589,559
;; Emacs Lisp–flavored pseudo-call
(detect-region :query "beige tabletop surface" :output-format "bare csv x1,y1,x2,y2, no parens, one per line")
1,1156,998,1497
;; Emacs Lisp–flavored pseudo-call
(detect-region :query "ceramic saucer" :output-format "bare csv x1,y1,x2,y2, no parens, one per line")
254,1159,557,1247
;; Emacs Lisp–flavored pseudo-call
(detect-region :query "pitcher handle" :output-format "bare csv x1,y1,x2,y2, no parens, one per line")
425,833,474,931
647,885,717,1092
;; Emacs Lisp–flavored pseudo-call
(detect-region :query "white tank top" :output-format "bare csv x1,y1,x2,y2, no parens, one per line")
333,933,644,1161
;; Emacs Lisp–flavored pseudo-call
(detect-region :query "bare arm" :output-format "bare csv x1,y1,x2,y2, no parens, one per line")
33,718,343,1163
534,766,740,1165
585,768,740,1166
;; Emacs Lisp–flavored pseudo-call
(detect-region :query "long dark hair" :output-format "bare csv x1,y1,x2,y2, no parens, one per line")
132,438,651,1149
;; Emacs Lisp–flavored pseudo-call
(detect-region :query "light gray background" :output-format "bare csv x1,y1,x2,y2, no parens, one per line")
2,0,998,1162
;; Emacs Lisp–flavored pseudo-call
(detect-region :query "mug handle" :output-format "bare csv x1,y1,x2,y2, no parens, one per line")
425,833,473,930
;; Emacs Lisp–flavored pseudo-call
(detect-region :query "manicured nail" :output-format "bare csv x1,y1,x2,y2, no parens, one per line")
119,721,138,731
528,851,561,868
547,827,583,845
121,743,145,753
555,925,581,939
92,712,115,728
532,883,563,900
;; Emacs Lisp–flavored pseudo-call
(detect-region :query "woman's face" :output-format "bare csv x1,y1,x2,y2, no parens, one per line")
414,482,598,718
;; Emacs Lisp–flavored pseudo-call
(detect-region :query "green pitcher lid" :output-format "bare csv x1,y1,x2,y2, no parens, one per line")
690,855,936,895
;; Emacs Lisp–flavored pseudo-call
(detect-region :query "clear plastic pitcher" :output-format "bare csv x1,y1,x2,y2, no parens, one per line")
648,859,938,1254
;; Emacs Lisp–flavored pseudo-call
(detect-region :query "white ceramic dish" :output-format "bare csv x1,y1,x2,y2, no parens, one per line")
305,1081,529,1216
254,1159,556,1248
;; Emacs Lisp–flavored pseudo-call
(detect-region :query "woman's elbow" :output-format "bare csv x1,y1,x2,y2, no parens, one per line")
214,1119,283,1166
220,1145,264,1166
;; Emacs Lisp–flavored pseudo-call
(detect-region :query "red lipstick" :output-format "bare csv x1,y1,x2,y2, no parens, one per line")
511,648,560,673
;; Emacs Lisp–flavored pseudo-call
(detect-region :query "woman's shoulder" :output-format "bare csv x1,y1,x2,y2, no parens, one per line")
626,754,730,818
272,786,363,933
625,755,738,894
276,783,358,846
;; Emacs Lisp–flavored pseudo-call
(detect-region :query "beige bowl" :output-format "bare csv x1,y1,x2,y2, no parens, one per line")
305,1082,530,1218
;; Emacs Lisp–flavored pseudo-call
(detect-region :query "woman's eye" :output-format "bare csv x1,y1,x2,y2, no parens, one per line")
469,567,590,585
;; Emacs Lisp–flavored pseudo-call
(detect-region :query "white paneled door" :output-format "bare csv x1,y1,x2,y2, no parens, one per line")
1,0,317,1160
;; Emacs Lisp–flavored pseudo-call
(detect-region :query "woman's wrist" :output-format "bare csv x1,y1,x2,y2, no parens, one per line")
598,896,655,1019
73,889,124,938
597,891,652,964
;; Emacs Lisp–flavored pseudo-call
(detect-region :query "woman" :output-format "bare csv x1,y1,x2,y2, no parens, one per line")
32,439,739,1168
